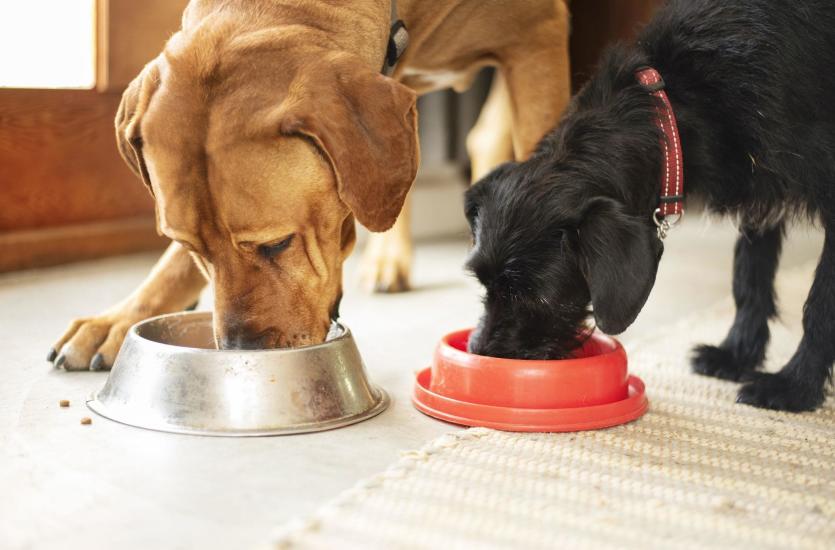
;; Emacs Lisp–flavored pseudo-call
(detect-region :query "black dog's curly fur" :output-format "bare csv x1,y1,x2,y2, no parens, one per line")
465,0,835,411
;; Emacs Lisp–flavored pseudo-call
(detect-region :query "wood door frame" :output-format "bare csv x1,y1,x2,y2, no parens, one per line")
0,0,188,272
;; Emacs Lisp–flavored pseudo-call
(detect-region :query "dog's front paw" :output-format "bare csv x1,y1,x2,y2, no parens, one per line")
48,309,145,371
358,231,412,293
691,344,757,381
737,372,824,412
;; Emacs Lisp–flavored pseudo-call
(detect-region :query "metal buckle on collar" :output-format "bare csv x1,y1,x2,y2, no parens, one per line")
653,208,683,240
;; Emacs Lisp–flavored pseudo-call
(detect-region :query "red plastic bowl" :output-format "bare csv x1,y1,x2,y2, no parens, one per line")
412,329,648,432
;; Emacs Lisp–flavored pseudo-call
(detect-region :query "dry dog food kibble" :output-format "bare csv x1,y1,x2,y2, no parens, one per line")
80,417,92,425
59,400,70,407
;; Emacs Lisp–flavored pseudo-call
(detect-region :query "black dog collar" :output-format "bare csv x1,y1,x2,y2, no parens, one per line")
382,0,409,76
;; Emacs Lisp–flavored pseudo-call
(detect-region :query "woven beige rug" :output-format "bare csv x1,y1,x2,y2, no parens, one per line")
271,264,835,549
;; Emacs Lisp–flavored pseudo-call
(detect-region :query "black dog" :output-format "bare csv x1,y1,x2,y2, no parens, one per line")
464,0,835,411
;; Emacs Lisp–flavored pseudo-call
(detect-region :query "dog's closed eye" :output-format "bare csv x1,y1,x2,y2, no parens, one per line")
258,235,295,260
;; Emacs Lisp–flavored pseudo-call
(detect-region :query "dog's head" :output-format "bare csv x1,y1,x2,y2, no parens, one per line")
464,156,663,360
464,55,668,360
116,38,418,349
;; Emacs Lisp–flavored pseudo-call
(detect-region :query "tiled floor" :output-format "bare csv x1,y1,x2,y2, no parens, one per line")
0,217,824,550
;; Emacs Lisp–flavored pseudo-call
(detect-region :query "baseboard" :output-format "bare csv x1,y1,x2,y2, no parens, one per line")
0,216,168,272
1,169,469,272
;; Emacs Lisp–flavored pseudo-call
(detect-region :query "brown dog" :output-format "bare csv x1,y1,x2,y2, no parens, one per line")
49,0,571,369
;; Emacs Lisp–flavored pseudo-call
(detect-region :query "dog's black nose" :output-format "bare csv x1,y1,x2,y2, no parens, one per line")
218,317,271,350
219,335,265,350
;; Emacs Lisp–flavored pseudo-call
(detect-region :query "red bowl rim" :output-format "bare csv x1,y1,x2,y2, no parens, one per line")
413,368,649,432
438,328,626,372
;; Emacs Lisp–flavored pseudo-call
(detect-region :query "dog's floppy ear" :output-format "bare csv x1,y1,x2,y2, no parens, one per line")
277,52,419,232
115,59,161,193
578,198,663,334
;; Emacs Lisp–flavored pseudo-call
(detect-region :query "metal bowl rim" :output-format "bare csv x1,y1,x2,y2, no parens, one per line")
127,311,351,355
86,387,390,437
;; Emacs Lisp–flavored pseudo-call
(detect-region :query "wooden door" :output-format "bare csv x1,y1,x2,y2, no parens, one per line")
0,0,187,272
570,0,665,90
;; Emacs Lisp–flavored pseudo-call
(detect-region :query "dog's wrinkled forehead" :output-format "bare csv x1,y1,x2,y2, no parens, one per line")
139,85,339,256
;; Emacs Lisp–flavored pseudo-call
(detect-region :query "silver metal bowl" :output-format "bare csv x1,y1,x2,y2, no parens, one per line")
87,312,389,436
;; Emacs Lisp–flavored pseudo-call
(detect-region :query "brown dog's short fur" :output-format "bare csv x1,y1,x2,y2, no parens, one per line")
50,0,571,368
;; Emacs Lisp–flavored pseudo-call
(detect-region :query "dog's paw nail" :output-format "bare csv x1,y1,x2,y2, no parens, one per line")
54,354,66,369
185,301,199,311
397,274,410,292
47,348,57,363
90,353,105,372
735,373,821,412
373,278,409,294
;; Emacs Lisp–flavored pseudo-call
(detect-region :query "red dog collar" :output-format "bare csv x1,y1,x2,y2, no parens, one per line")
636,67,684,239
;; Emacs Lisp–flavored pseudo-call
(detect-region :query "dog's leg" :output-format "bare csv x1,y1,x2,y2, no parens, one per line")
358,194,412,293
360,3,570,294
692,224,783,380
466,71,515,181
736,224,835,411
48,242,207,371
500,7,572,158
